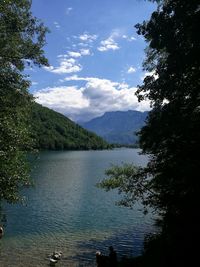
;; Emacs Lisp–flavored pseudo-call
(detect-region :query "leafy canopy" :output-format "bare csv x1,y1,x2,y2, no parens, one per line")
0,0,48,204
99,0,200,264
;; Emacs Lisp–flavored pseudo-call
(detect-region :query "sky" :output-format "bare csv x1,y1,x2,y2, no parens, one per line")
27,0,156,122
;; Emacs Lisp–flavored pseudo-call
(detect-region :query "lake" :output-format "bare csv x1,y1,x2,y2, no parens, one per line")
0,149,155,267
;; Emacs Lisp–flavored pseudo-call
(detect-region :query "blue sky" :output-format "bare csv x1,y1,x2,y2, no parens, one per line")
28,0,156,122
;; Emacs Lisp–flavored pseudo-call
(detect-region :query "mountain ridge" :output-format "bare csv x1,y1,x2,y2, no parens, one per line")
80,110,148,145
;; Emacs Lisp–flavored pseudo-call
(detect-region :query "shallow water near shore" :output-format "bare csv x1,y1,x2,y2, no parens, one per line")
0,149,155,267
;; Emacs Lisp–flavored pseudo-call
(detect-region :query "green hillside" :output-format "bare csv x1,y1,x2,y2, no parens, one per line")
30,103,110,150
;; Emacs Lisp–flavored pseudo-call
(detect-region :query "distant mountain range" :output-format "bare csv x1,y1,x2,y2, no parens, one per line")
80,110,148,145
30,103,110,150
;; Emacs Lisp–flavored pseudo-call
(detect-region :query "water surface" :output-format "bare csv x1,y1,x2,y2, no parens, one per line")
0,149,155,267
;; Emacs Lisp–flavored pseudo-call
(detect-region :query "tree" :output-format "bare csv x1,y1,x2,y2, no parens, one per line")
0,0,48,204
99,0,200,265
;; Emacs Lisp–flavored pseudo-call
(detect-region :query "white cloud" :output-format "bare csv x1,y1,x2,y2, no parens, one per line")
66,7,73,15
68,51,82,58
54,21,60,29
67,49,91,58
98,31,136,52
34,76,150,122
45,48,91,75
34,86,89,120
32,81,38,86
77,42,89,47
80,48,90,56
79,33,98,42
140,71,159,81
130,36,136,41
98,39,119,52
71,33,97,49
98,31,120,52
44,57,82,74
57,54,67,58
127,66,136,74
122,35,136,41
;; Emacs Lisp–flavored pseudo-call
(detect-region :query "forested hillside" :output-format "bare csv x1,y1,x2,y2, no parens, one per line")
30,103,110,150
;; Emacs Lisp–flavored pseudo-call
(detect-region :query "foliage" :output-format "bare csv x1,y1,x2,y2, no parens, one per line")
97,164,154,211
30,103,111,150
99,0,200,264
0,0,48,204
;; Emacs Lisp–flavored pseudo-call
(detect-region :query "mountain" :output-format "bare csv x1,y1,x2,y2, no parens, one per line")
80,110,148,145
30,103,110,150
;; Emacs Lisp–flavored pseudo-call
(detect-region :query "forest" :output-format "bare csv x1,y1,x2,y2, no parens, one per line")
31,102,110,150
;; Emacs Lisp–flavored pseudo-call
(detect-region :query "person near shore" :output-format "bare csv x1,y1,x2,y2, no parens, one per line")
109,246,117,267
96,251,103,267
96,251,108,267
0,226,3,239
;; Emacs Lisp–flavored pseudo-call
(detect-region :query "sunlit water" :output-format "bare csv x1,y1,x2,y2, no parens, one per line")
0,149,155,267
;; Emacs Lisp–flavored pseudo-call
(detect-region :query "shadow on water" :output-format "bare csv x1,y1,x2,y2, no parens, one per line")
64,229,145,266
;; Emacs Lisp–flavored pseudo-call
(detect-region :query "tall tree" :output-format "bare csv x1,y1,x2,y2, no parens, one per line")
0,0,48,204
99,0,200,265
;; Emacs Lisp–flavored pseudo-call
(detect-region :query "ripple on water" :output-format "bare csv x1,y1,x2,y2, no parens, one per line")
1,149,156,266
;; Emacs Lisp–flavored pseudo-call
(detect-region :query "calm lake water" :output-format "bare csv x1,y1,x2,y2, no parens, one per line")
0,149,155,267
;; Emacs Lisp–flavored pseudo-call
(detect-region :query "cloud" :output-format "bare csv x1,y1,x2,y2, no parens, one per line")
34,86,89,119
122,35,136,41
77,42,89,47
98,31,120,52
127,66,136,74
140,71,159,81
79,33,98,42
66,7,73,15
68,51,82,58
54,21,60,29
44,57,82,74
34,76,150,122
97,31,136,52
31,81,38,86
44,48,91,75
130,36,136,41
80,48,90,56
71,33,97,49
67,49,91,58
